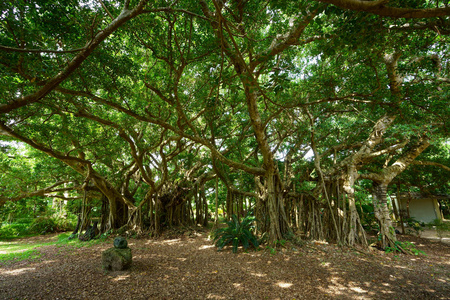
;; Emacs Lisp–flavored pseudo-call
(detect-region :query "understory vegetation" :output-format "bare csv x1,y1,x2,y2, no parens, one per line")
1,0,449,255
213,214,259,253
0,232,109,263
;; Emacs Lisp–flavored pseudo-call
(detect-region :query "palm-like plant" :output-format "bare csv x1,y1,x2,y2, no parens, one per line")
213,214,259,253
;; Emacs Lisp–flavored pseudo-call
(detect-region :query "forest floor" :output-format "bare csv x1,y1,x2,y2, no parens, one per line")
0,229,449,300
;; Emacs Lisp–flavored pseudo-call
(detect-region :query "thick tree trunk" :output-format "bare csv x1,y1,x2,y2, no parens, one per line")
194,184,200,225
214,178,219,228
225,188,233,220
108,197,118,230
372,182,397,249
342,166,367,247
266,174,283,242
148,193,155,231
202,186,208,227
100,195,109,233
361,135,430,249
266,171,291,244
72,215,81,236
90,172,135,230
79,191,90,233
154,193,161,235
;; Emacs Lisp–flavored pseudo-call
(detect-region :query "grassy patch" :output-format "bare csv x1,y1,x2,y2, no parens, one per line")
0,233,109,262
0,240,45,262
54,232,110,248
0,249,41,262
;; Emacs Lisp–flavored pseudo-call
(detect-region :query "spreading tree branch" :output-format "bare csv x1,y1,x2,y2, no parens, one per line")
0,0,149,115
317,0,450,18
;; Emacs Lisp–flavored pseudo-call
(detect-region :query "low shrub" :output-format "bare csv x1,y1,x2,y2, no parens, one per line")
213,214,259,253
358,204,378,232
0,222,30,238
404,217,424,235
385,240,426,256
28,217,57,234
0,216,76,239
54,217,75,232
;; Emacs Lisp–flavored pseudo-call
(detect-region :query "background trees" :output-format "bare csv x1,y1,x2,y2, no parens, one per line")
1,0,449,248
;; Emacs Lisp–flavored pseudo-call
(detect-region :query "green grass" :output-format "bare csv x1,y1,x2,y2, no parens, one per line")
0,232,110,263
0,248,41,262
0,240,47,262
55,232,110,248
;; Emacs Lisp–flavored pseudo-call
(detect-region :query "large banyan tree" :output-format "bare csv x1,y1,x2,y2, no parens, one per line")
1,0,449,247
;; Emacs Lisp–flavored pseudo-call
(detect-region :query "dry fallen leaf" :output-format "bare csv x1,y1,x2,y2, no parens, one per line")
0,232,448,300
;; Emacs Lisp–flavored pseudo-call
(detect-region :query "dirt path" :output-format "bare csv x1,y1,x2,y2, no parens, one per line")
1,232,449,300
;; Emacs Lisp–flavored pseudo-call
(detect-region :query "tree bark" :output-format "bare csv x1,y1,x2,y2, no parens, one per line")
265,170,291,244
342,166,367,246
358,135,431,250
372,182,397,249
214,177,219,229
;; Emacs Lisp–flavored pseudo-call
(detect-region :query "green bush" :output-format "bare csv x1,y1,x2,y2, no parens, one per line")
0,222,30,238
0,216,75,239
386,240,426,256
28,217,57,234
14,218,33,225
358,204,378,231
213,214,259,253
29,215,76,235
405,217,424,234
54,216,75,232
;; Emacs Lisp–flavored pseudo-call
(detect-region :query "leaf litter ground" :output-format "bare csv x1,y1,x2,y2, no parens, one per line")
0,231,449,300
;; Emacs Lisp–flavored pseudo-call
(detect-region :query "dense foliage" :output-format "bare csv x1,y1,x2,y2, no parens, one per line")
213,214,259,253
0,0,449,249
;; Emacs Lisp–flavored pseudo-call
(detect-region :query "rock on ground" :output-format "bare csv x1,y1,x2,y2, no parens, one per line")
102,247,132,271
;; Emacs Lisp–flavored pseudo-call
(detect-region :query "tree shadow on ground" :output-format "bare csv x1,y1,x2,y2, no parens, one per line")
0,233,449,299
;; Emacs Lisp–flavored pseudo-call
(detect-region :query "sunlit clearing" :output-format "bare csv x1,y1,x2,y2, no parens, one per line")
350,287,368,293
1,267,35,275
199,245,214,250
250,272,266,277
393,264,412,270
112,275,130,282
276,281,293,288
233,283,242,289
160,239,181,245
0,241,17,246
0,243,31,254
206,294,226,299
312,240,328,245
319,277,367,296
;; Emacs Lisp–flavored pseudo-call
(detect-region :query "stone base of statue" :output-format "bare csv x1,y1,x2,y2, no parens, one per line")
102,237,132,271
